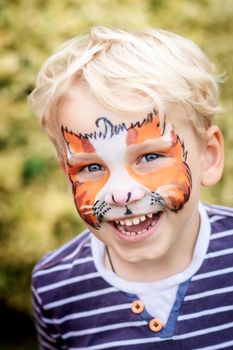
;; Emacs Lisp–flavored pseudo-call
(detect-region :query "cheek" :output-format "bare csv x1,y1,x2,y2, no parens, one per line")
127,161,187,190
127,161,192,210
71,172,110,227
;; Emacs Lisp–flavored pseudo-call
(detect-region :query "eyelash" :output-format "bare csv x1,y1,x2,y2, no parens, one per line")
137,153,165,164
75,153,164,173
78,163,105,173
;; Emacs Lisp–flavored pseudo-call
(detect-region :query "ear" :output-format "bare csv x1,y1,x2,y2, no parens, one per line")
201,125,224,187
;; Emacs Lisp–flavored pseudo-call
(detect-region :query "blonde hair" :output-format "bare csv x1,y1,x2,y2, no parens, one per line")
28,26,223,152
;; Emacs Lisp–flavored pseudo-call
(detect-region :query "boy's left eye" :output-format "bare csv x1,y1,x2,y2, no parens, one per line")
83,163,103,172
138,153,162,163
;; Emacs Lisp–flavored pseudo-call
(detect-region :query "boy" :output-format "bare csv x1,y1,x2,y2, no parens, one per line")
29,27,233,349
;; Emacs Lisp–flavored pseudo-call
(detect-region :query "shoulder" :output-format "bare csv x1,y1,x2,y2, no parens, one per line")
31,229,103,320
205,203,233,218
205,204,233,221
204,204,233,230
32,229,93,279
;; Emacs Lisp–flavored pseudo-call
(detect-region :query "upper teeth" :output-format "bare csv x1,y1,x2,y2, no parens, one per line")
116,213,153,226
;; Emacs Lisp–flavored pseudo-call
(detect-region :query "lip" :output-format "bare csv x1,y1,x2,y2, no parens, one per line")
107,212,163,243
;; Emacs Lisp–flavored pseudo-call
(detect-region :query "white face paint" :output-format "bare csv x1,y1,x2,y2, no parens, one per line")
89,123,151,217
62,111,192,229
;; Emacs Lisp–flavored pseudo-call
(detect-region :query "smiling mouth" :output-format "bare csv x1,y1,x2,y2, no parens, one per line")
111,212,162,236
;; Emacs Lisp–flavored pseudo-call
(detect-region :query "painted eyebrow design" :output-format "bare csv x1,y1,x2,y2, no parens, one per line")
68,153,101,164
126,138,174,152
61,109,164,141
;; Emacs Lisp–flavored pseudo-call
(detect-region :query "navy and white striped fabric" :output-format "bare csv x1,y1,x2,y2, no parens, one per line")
32,205,233,349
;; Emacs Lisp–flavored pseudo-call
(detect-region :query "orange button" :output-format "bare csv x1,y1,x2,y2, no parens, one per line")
149,318,163,332
131,300,144,314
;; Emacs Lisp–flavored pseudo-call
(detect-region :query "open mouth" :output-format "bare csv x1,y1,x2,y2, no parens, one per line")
111,211,162,237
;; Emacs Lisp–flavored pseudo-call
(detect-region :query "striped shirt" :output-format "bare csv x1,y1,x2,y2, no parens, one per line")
32,204,233,349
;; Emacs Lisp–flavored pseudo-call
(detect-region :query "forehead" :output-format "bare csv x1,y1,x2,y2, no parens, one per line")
58,85,191,138
62,113,173,166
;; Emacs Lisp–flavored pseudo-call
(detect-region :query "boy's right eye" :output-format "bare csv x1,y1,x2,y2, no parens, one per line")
79,163,104,173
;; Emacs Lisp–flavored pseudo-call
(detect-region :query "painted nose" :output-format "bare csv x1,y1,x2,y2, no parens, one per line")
105,188,145,205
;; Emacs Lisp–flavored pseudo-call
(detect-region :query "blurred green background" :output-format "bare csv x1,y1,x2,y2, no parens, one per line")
0,0,232,348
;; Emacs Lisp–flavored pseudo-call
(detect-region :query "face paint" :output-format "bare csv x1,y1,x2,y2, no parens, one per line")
62,126,110,229
62,110,192,229
126,112,192,211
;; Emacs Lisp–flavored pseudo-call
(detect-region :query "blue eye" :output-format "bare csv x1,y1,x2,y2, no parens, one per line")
86,164,102,172
78,163,104,173
145,154,159,162
140,153,160,163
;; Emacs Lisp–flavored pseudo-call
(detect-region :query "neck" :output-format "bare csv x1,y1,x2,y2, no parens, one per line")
105,209,200,282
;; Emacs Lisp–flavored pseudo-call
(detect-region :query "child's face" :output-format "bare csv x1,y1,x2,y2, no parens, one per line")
58,87,204,264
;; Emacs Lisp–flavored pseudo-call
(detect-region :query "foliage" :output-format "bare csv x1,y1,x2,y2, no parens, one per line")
0,0,232,319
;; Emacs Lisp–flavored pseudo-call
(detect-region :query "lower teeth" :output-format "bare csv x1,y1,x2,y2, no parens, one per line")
119,219,157,236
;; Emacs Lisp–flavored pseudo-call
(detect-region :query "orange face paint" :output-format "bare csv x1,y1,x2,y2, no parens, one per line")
126,117,192,212
127,112,163,145
62,127,110,228
61,111,192,228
